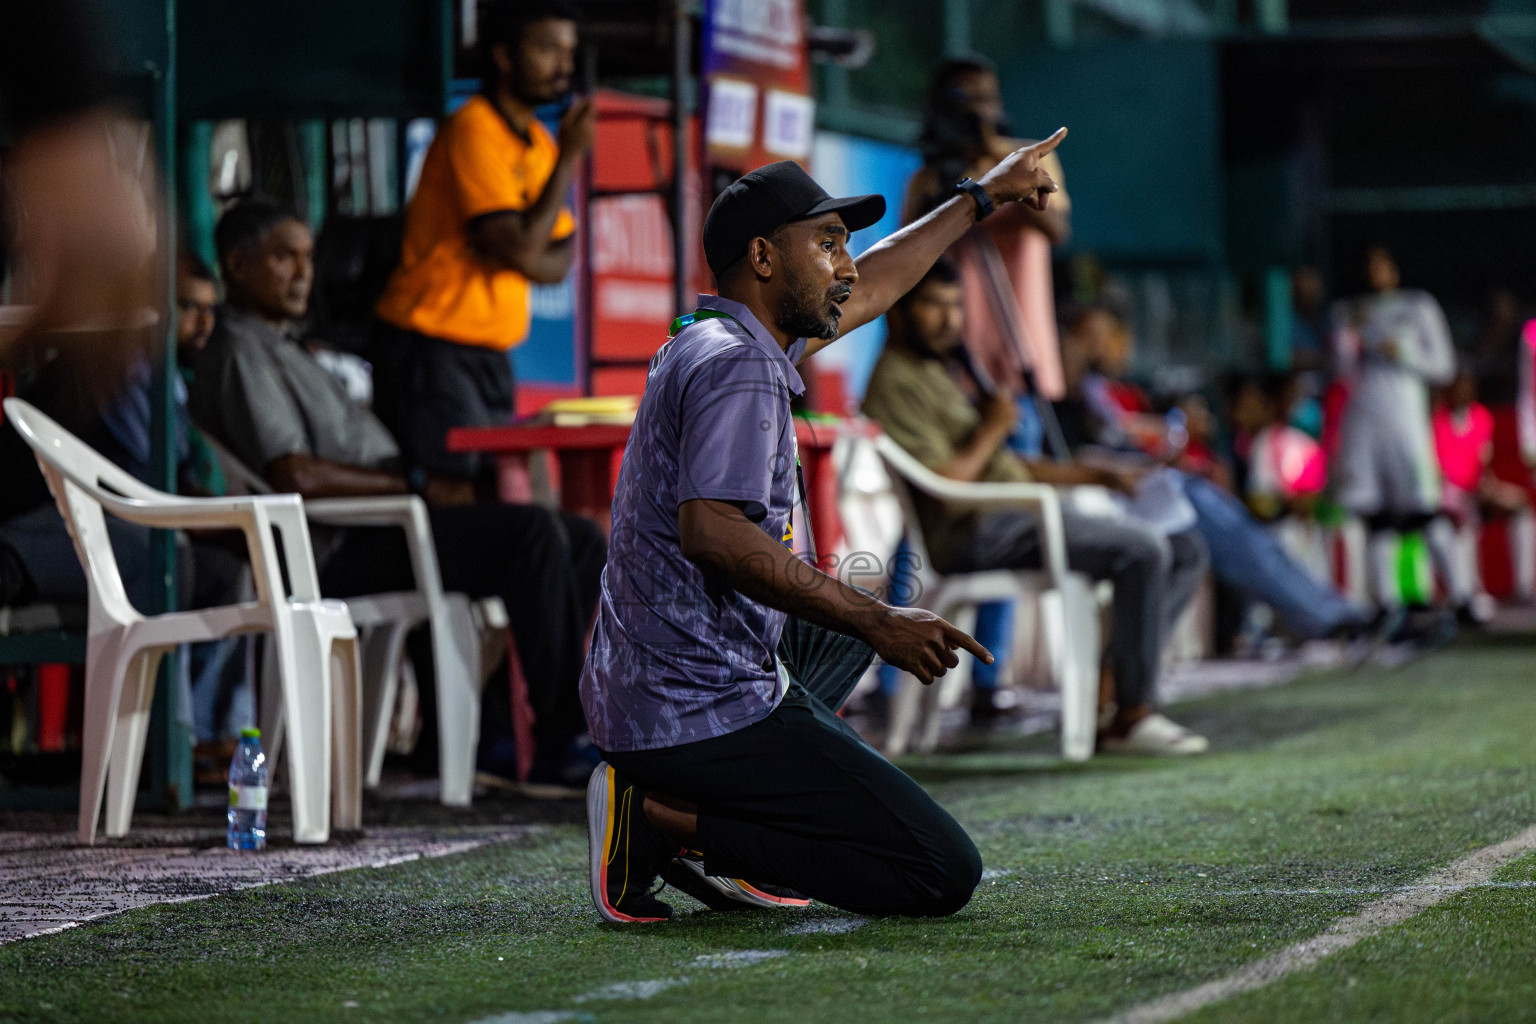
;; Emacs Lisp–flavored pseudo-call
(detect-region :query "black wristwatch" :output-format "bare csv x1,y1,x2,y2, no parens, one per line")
955,177,995,221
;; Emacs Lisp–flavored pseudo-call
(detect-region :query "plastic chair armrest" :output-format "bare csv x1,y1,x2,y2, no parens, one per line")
90,490,298,533
303,495,442,598
303,495,424,527
884,468,1072,581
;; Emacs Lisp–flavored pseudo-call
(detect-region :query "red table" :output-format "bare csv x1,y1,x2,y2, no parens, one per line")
447,419,847,557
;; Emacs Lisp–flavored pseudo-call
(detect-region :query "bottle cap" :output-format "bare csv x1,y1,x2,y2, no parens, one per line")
240,727,261,739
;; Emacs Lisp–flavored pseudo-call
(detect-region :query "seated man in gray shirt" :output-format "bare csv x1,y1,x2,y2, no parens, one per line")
191,199,605,793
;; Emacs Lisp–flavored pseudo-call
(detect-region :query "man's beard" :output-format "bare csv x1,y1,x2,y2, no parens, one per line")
776,263,848,341
516,70,571,107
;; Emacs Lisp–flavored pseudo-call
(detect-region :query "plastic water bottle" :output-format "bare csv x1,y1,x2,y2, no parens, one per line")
227,727,269,851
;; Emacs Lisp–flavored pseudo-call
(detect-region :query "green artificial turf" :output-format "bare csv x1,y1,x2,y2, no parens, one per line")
1180,853,1536,1024
1,642,1534,1024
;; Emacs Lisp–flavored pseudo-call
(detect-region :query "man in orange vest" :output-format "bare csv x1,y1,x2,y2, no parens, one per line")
374,0,595,491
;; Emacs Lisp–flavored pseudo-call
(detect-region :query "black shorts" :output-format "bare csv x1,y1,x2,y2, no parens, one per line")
372,321,515,482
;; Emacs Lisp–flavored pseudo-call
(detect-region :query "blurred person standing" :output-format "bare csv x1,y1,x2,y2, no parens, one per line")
902,55,1071,450
0,1,157,389
1330,246,1458,616
900,56,1071,719
373,0,595,488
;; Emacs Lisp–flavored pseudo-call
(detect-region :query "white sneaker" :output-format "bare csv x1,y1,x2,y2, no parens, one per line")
1100,713,1209,756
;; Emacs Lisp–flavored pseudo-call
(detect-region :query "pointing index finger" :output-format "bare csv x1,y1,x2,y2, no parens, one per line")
943,624,994,665
1029,127,1068,155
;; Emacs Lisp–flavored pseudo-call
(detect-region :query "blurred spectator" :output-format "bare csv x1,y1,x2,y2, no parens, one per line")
1463,288,1523,408
1433,370,1531,617
1330,246,1458,614
0,324,253,745
903,55,1071,457
173,254,228,498
192,200,607,793
1224,374,1268,496
176,253,219,367
1244,373,1327,524
1071,307,1195,459
373,0,594,488
0,2,157,398
863,261,1209,755
1061,313,1375,645
1290,266,1328,372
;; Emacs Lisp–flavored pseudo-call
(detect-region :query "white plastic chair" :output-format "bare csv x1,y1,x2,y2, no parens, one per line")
871,434,1100,761
3,397,360,845
209,436,499,807
299,498,492,806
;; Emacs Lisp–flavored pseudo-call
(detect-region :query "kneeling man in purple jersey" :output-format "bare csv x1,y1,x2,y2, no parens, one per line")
581,130,1067,922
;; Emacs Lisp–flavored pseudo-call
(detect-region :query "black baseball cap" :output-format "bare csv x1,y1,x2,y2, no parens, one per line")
702,161,886,277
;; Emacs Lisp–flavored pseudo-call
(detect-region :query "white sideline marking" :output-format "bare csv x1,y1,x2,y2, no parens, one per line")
1096,825,1536,1024
785,916,866,935
1204,880,1536,898
975,873,1536,898
694,949,787,967
571,978,689,1003
473,949,793,1022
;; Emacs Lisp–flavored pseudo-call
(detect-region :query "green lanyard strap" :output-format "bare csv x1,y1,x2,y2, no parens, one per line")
669,308,739,336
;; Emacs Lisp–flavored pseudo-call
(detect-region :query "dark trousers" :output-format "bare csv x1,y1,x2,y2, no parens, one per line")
948,511,1208,709
373,321,515,483
319,503,605,757
603,618,983,918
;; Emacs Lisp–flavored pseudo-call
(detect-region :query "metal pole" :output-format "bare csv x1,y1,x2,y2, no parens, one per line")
672,0,691,315
147,0,193,812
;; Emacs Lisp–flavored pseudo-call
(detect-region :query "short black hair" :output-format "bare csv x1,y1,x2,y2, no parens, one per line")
178,250,217,284
214,198,301,274
919,55,1002,182
895,256,962,309
928,54,997,108
480,0,581,76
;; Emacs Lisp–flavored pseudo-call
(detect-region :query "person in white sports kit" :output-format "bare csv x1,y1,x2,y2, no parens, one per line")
1330,245,1462,619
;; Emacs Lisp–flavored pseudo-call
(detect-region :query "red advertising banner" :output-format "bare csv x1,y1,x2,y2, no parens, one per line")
585,90,705,393
589,192,676,362
703,0,815,172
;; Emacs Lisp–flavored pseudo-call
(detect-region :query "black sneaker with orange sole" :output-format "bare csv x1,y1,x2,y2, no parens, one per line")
662,850,811,910
587,762,675,923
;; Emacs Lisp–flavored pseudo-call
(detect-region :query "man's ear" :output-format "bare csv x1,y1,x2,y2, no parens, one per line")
221,249,248,291
747,236,774,281
490,42,514,82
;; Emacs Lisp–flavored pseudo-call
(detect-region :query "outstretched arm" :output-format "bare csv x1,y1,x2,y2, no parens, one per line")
803,128,1067,359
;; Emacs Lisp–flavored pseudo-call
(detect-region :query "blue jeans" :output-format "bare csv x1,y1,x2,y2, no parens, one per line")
1180,475,1366,640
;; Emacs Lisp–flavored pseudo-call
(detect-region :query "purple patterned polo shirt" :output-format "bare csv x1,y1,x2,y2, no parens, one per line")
580,294,806,752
